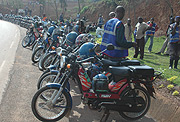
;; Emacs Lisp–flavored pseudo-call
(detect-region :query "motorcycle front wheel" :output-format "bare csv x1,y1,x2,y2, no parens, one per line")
31,47,44,63
41,53,56,71
22,35,30,48
37,72,57,90
31,86,71,122
119,86,150,121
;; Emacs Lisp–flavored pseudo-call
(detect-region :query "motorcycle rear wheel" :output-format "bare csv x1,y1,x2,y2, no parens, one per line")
31,86,71,122
119,86,150,121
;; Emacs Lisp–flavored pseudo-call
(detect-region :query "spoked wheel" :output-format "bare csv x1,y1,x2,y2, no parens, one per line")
32,47,44,63
29,34,36,46
41,53,56,71
31,86,71,122
37,72,57,90
119,86,150,121
22,35,30,48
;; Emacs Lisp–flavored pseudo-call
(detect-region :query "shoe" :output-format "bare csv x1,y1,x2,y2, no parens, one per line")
133,55,137,58
174,67,178,69
164,54,169,56
155,52,161,55
169,66,172,69
148,50,151,53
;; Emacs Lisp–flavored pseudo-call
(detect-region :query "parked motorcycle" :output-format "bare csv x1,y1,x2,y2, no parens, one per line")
31,43,162,122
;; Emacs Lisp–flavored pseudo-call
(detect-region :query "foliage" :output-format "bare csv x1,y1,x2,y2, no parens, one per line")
167,76,178,82
167,84,174,90
172,90,179,96
159,84,164,88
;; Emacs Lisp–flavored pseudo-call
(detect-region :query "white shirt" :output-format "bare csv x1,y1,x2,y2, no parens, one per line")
135,22,149,39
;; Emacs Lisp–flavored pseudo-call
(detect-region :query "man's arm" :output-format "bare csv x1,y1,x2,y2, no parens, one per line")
115,23,134,48
171,23,178,36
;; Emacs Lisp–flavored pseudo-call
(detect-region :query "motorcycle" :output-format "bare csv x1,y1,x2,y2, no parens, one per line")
31,44,162,122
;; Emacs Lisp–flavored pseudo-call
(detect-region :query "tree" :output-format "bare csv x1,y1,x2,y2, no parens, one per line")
164,0,174,17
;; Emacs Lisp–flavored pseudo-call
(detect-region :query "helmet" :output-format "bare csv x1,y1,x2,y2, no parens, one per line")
78,42,96,58
75,34,89,46
65,31,78,46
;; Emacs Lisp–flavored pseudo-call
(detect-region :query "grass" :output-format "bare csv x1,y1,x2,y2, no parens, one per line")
90,32,180,85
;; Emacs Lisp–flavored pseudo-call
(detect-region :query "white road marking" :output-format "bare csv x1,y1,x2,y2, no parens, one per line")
10,41,14,48
0,60,5,72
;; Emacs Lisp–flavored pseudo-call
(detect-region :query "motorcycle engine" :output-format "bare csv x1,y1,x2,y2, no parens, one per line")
92,74,109,93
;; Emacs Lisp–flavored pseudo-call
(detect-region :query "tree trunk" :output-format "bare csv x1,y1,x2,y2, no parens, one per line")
78,0,81,13
54,0,59,20
164,0,173,17
133,0,136,26
128,0,131,18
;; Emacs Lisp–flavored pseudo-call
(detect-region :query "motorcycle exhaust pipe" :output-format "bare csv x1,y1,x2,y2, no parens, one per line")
98,101,116,106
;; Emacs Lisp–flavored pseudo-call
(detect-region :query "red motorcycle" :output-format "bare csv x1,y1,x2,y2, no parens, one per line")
31,44,161,122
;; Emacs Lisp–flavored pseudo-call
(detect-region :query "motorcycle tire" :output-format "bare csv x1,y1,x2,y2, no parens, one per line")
31,40,37,51
31,86,71,122
32,47,44,63
37,72,57,90
41,53,56,71
29,34,36,46
119,86,150,121
22,35,30,48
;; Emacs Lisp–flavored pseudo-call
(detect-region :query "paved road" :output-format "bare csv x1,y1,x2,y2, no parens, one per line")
0,21,155,122
0,20,20,103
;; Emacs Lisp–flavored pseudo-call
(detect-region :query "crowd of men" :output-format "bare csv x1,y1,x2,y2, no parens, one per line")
99,6,180,70
4,4,180,69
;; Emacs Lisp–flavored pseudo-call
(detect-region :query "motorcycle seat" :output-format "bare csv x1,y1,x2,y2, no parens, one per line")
108,66,130,77
101,59,120,66
128,65,154,78
120,60,140,66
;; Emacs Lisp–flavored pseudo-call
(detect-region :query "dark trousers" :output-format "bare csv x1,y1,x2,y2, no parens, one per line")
169,43,180,68
134,37,145,59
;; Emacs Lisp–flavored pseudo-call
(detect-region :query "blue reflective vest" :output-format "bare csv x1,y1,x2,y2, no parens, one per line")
100,18,128,58
146,21,157,36
170,23,180,43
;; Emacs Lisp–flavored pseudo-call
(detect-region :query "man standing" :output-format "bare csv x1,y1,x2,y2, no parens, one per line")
145,18,159,53
169,16,180,69
156,17,175,55
134,17,150,60
124,18,132,42
100,6,136,59
97,14,104,28
59,13,64,23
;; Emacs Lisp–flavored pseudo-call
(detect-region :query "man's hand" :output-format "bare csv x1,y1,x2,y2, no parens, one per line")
132,42,137,47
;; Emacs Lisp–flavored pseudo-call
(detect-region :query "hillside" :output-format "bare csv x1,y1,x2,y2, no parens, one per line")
81,0,180,36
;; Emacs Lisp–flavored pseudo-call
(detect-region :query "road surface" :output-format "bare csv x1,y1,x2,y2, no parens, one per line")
0,20,155,122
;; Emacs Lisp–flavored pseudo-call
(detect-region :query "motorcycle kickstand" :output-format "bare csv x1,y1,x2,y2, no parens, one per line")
100,109,110,122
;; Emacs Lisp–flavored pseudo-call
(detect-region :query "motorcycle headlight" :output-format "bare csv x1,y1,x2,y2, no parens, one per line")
60,56,66,68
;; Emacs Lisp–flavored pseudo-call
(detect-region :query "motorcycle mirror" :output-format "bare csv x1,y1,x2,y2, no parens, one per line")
107,44,114,50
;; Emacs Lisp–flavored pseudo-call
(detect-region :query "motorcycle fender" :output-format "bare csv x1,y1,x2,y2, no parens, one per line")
144,83,156,99
46,83,72,108
47,65,57,70
38,45,44,48
49,50,56,54
50,70,59,74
